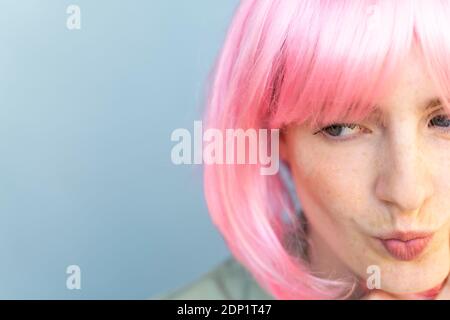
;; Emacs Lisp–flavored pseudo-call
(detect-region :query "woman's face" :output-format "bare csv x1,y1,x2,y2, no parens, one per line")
282,50,450,294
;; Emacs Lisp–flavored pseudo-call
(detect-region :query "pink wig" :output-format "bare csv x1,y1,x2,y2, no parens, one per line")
203,0,450,299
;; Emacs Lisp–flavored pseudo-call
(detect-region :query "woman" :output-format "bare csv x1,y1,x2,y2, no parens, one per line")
163,0,450,299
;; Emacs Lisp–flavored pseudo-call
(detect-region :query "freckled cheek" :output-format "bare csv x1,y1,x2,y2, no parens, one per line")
435,156,450,191
293,150,372,220
431,168,450,223
424,149,450,222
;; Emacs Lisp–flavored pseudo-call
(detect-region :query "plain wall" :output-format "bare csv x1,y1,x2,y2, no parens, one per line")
0,0,239,299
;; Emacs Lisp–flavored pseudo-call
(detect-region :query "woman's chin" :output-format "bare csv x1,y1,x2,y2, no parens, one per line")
374,255,449,294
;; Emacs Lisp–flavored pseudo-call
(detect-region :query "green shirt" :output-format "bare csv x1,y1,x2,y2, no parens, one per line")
154,256,274,300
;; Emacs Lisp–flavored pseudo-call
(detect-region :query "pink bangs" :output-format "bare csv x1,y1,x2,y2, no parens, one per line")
203,0,450,299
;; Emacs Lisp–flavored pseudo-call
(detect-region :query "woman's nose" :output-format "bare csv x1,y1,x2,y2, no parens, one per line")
374,132,434,215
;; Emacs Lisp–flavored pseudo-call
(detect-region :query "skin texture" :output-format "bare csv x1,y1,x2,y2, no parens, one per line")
281,49,450,298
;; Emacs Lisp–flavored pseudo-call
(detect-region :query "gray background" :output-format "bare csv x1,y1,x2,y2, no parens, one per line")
0,0,240,298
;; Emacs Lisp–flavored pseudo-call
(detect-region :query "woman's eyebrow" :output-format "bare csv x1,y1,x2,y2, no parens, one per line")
360,98,444,125
422,97,444,110
368,97,443,116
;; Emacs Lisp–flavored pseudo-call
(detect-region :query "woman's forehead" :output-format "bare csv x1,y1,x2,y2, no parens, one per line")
374,51,444,115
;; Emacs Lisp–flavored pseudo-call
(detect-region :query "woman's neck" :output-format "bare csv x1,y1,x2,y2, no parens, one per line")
305,223,367,299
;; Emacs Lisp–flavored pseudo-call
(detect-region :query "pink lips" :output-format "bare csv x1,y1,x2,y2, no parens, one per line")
378,232,434,261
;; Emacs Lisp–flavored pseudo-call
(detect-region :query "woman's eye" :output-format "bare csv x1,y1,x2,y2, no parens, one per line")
316,123,363,139
314,113,450,139
429,114,450,130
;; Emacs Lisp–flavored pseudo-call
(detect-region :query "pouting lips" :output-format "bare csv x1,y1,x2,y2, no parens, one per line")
379,235,433,261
